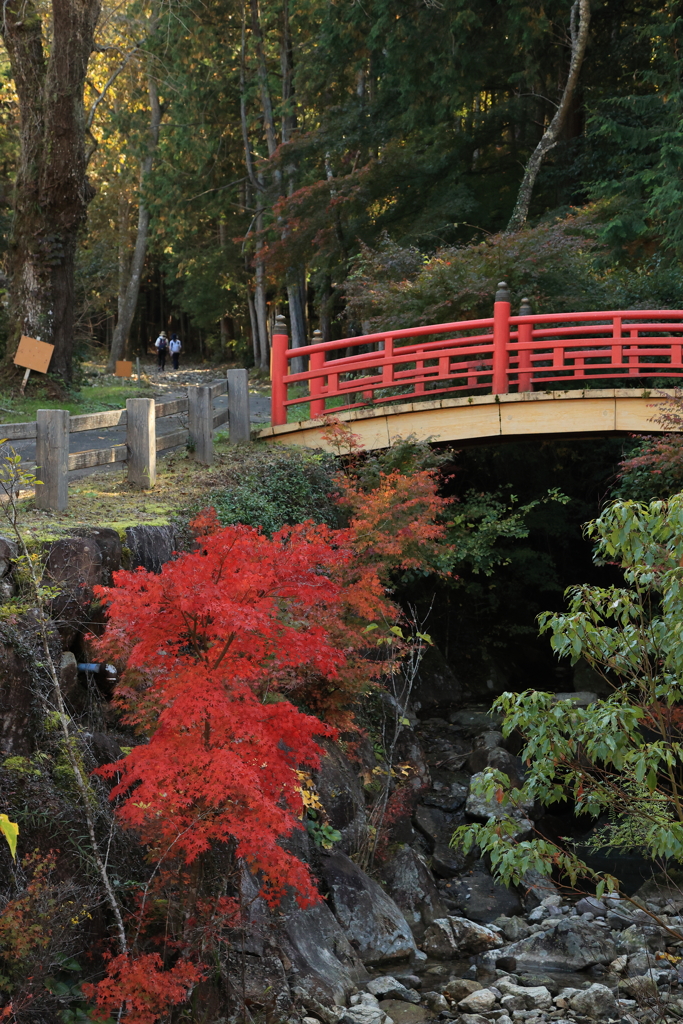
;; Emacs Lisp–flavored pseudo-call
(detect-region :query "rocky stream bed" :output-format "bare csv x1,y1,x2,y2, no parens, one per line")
1,527,682,1024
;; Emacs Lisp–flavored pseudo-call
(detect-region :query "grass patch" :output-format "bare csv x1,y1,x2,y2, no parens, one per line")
9,435,340,543
0,373,155,423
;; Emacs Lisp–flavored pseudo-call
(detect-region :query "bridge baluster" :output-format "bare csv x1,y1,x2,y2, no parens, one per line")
310,330,325,418
517,297,533,392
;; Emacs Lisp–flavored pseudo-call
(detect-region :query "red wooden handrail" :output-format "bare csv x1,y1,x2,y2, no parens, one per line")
270,285,683,426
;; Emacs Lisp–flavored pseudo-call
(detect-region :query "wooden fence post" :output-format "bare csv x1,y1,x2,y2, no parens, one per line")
492,280,511,394
187,386,199,450
271,315,289,426
227,368,251,443
194,386,213,465
127,398,156,489
35,408,69,511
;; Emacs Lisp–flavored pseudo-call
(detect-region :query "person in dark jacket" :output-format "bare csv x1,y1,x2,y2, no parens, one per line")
155,332,168,370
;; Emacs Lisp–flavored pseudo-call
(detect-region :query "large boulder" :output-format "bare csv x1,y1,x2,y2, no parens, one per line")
0,613,61,756
411,804,468,878
443,866,523,923
315,739,368,852
125,525,178,573
72,527,123,584
412,646,461,712
615,922,667,954
466,747,526,789
465,771,534,837
226,953,293,1018
282,900,368,1005
379,846,449,939
46,536,102,641
422,917,504,958
0,637,36,756
320,850,417,964
479,915,618,971
568,983,618,1019
421,769,467,812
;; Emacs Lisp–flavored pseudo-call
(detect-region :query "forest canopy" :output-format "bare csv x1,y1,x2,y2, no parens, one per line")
0,0,679,380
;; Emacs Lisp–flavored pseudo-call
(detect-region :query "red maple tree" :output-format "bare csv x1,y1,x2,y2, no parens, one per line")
86,447,451,1022
92,516,360,904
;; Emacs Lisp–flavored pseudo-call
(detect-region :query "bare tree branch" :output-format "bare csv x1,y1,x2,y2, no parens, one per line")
506,0,590,234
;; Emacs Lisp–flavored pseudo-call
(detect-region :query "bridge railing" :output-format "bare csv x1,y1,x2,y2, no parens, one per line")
270,283,683,426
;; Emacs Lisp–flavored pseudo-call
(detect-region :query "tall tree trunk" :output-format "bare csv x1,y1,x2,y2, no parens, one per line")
250,0,278,159
280,0,307,370
107,78,162,372
241,1,269,368
506,0,590,233
254,215,270,370
247,290,260,366
287,281,306,373
117,195,131,327
2,0,102,382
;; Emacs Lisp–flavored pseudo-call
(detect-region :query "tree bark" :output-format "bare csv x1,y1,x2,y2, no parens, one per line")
240,1,269,368
506,0,591,234
2,0,102,381
280,0,307,370
106,78,162,372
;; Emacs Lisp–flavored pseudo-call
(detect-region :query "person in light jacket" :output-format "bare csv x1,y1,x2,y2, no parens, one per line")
169,333,182,370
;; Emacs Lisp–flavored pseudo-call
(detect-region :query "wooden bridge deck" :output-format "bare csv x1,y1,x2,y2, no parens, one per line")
259,388,675,452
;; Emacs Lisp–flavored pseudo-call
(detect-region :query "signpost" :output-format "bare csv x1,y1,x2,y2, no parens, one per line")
115,360,133,378
13,336,55,394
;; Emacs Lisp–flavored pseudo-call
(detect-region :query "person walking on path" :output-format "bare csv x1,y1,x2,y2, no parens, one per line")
169,333,182,370
155,331,168,370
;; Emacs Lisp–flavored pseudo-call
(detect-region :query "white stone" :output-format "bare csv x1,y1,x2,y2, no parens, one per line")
500,994,525,1013
496,980,551,1010
423,992,448,1012
340,1004,389,1024
608,954,628,974
554,988,580,1004
350,994,380,1008
458,989,497,1013
422,916,504,957
541,894,563,908
365,979,419,1003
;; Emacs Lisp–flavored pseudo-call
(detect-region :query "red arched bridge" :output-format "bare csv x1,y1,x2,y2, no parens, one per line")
260,284,683,451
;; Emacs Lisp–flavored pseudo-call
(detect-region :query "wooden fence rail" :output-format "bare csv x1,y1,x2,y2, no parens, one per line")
0,368,251,512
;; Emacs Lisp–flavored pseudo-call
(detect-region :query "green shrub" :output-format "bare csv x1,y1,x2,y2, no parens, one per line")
207,444,341,534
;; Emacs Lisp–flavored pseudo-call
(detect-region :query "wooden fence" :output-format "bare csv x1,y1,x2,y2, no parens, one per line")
0,368,251,512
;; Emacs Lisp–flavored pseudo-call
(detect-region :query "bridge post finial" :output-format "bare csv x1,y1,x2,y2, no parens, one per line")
274,313,288,335
495,281,510,303
519,297,532,316
312,329,323,342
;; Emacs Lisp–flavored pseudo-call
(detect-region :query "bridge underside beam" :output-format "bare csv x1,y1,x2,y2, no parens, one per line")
258,388,679,452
